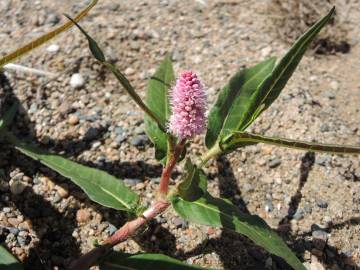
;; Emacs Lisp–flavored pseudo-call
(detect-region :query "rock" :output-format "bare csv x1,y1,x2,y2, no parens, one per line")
17,235,27,246
320,123,330,132
8,227,19,235
173,217,188,229
268,158,281,168
124,67,135,76
316,156,330,166
76,209,91,223
68,114,80,125
325,91,335,100
55,185,69,198
135,182,145,190
293,208,304,220
52,193,62,203
316,199,328,209
265,200,274,213
10,181,26,195
84,127,101,141
8,218,21,227
46,44,60,53
131,135,150,147
45,12,60,25
70,73,85,89
105,224,117,235
124,178,142,186
330,80,339,90
309,255,325,270
312,230,328,250
108,3,120,11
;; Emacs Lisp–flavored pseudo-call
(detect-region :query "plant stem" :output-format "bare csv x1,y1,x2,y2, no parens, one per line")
68,200,170,270
68,139,186,269
158,138,186,195
198,143,222,168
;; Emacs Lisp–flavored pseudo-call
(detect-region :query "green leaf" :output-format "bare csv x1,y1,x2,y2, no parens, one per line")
205,58,276,149
222,131,360,154
144,55,175,161
0,0,98,68
171,193,306,270
237,7,335,131
66,17,166,133
8,135,139,212
100,252,214,270
178,159,207,201
0,102,19,132
0,245,23,270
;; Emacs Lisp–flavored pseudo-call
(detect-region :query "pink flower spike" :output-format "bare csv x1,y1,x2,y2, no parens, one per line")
169,71,207,139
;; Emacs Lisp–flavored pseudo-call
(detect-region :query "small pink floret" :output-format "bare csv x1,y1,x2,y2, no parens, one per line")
169,71,206,139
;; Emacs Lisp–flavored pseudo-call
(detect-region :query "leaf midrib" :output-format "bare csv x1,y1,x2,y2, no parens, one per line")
190,198,267,243
48,159,133,210
16,146,133,210
220,60,275,136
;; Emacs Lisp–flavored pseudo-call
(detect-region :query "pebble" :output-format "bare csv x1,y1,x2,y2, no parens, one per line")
8,218,21,227
265,200,274,213
46,44,60,53
45,12,60,25
124,67,135,76
70,73,85,89
312,230,328,250
76,209,91,223
173,217,188,229
55,185,69,198
84,127,101,141
105,224,117,235
320,123,330,132
268,158,281,168
316,156,330,166
131,135,150,147
316,199,328,209
124,178,142,186
68,114,80,125
10,181,26,195
293,208,305,220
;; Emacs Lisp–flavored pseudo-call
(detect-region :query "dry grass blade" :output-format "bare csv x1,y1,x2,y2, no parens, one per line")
0,0,98,67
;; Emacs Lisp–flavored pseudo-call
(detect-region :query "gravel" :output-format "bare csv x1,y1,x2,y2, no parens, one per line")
0,0,359,269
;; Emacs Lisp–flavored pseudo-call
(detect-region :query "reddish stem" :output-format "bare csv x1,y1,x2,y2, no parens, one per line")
158,139,186,194
68,140,185,270
68,200,170,270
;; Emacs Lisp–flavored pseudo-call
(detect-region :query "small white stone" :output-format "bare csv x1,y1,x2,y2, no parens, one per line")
261,46,272,57
10,181,26,195
70,73,85,89
46,44,60,53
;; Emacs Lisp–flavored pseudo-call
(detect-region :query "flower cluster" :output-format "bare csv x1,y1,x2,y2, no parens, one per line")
169,71,206,139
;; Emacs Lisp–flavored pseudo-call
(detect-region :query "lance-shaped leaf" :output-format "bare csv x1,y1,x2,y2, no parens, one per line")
0,0,98,67
65,16,166,133
0,245,23,270
144,55,175,161
100,252,214,270
237,7,335,131
205,58,276,149
178,159,207,201
222,131,360,154
171,193,306,270
7,134,139,212
0,102,19,132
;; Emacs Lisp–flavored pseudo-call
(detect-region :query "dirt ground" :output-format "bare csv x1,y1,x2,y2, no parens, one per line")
0,0,359,269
